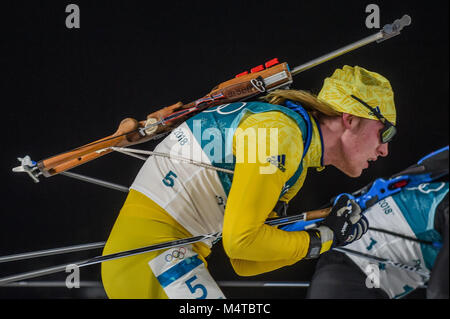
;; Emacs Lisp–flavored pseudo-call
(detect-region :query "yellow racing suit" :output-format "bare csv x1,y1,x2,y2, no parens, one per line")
101,101,326,298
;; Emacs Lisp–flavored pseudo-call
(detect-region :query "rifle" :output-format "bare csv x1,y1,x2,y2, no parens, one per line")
13,15,411,182
280,145,449,231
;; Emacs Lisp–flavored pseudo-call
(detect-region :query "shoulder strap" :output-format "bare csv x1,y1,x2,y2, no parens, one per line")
274,100,313,216
284,100,313,161
282,100,313,187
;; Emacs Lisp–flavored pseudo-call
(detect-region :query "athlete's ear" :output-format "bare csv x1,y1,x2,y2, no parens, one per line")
342,113,360,130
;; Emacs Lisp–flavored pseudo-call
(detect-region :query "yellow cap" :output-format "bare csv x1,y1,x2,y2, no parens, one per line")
318,66,396,125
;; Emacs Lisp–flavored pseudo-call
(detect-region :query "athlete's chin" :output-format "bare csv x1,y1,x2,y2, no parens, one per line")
346,172,362,178
342,166,363,178
335,163,364,178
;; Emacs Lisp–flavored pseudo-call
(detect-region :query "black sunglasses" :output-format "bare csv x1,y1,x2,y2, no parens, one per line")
350,95,397,144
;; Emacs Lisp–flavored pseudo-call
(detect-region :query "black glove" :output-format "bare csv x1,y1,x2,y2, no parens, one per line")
320,194,368,247
346,215,369,244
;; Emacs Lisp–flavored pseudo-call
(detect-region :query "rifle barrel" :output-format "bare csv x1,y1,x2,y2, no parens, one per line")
291,14,412,76
291,32,383,76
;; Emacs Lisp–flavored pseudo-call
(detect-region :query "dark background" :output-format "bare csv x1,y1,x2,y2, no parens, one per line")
1,0,448,299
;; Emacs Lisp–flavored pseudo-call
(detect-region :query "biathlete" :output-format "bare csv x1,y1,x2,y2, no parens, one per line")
306,148,449,299
101,65,398,299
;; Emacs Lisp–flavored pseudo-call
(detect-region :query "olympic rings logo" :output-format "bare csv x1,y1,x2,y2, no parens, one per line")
165,247,186,262
203,102,247,115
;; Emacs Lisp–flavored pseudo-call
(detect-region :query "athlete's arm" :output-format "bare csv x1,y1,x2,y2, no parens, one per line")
222,111,312,274
228,258,299,276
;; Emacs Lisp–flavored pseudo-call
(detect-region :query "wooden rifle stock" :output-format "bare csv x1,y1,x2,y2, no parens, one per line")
37,62,292,177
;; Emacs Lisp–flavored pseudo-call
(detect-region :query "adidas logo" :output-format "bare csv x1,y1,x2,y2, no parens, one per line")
267,154,286,172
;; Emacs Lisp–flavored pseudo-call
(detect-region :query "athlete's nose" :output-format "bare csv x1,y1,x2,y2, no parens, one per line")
377,143,389,157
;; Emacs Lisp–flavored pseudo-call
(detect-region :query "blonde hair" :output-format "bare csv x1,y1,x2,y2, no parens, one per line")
260,89,342,120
